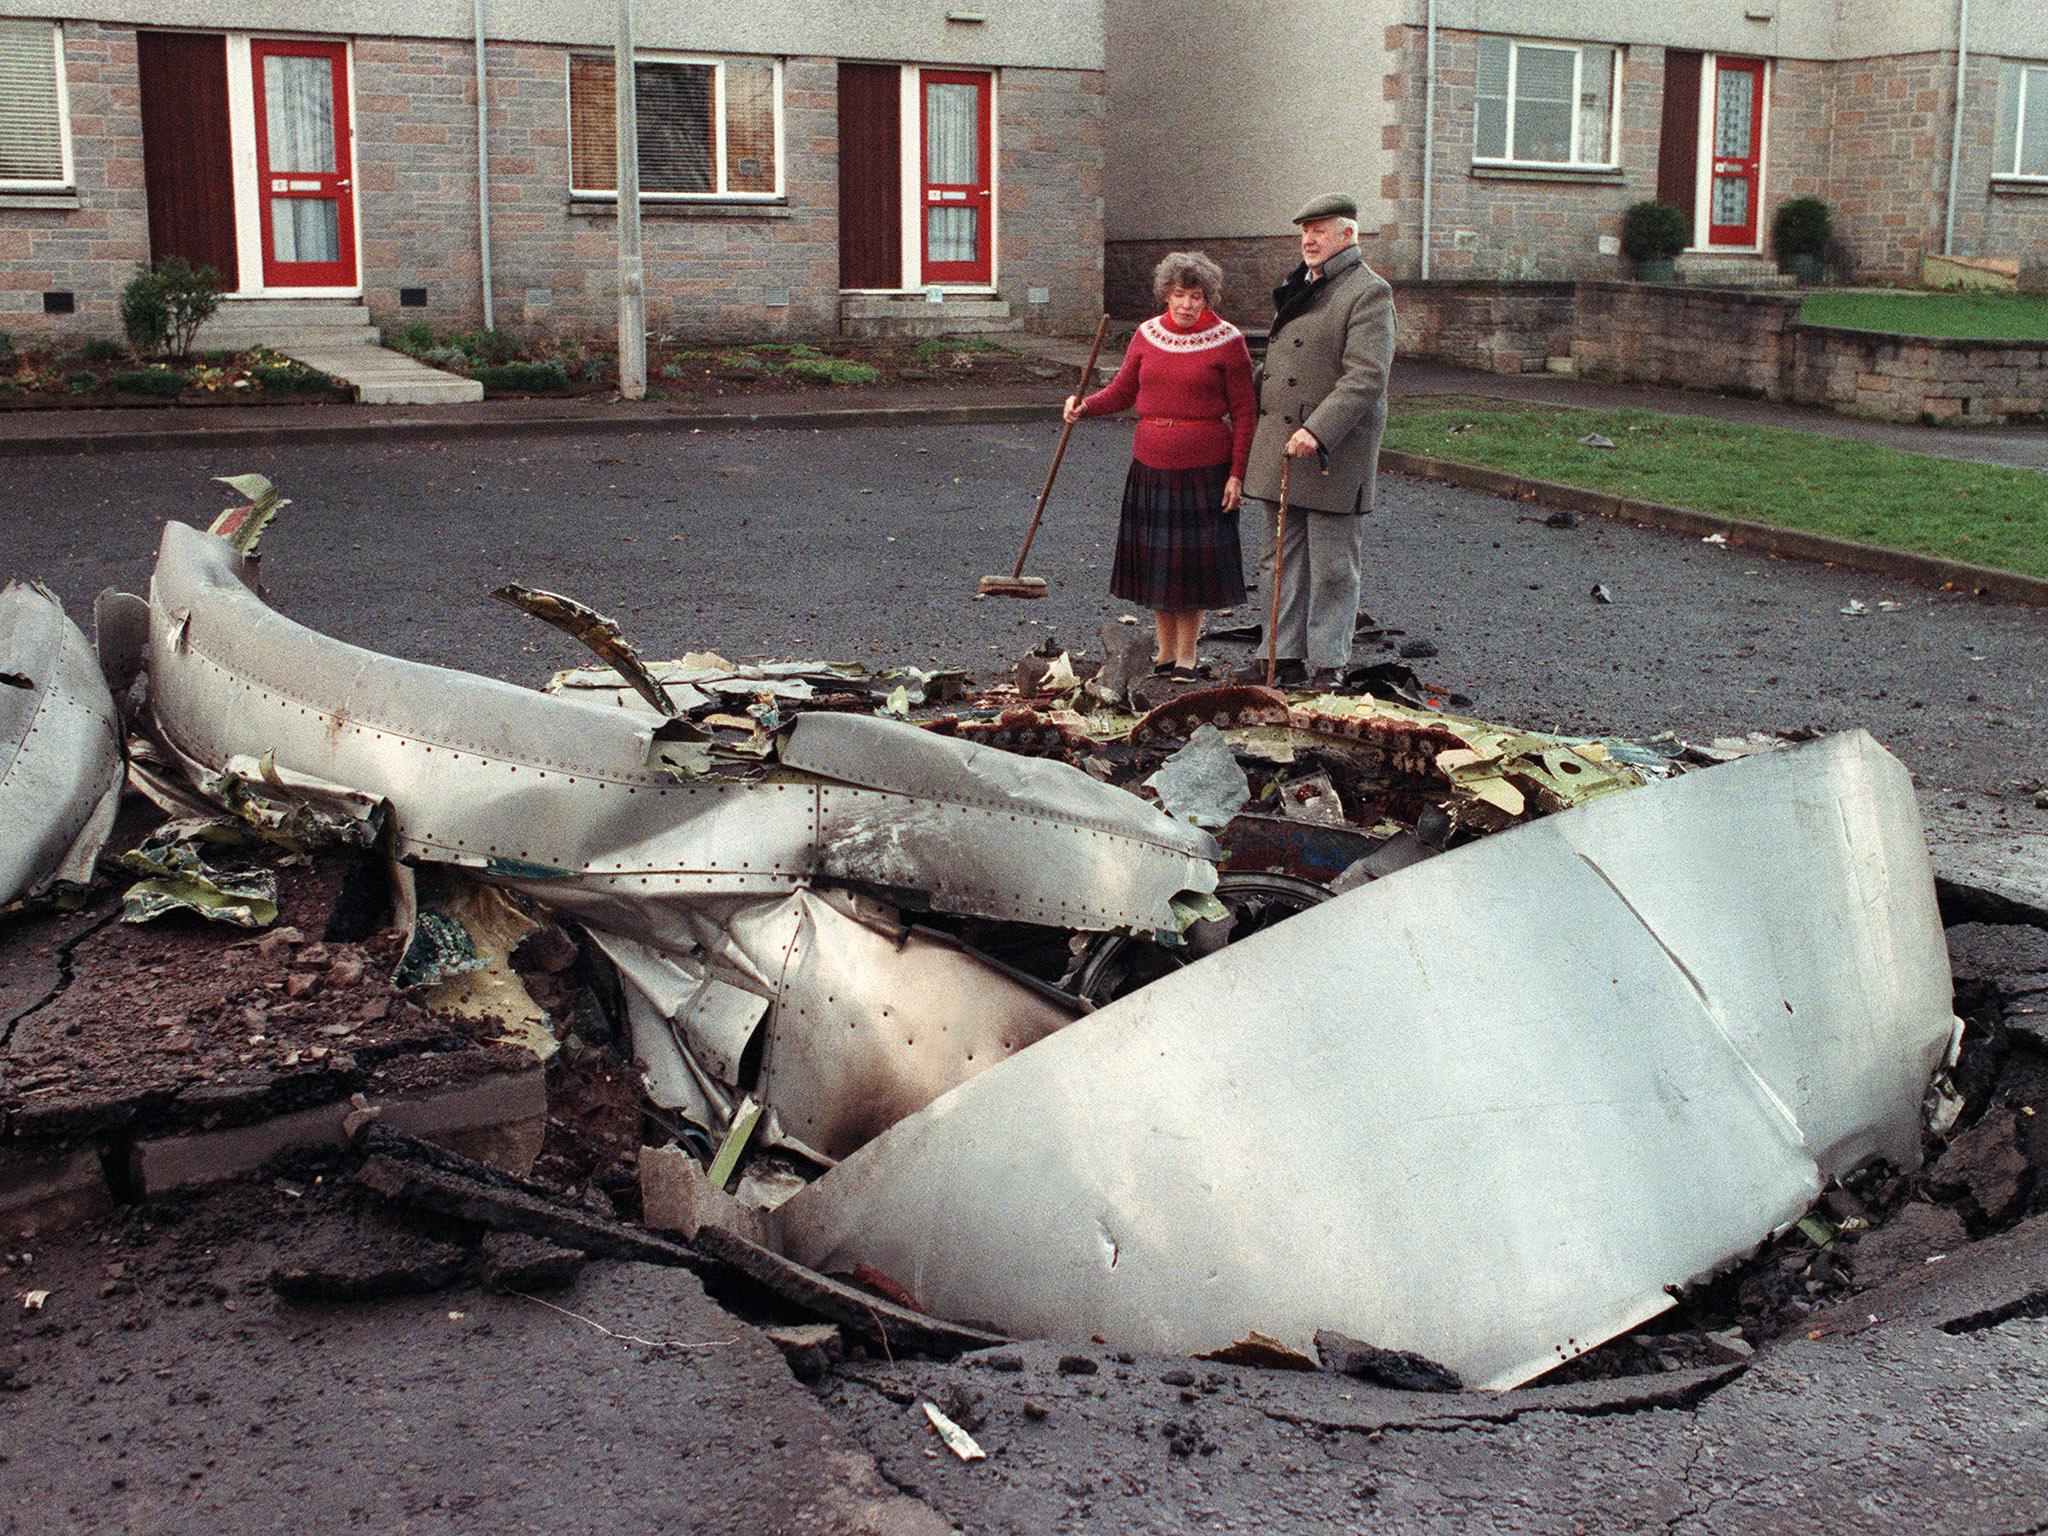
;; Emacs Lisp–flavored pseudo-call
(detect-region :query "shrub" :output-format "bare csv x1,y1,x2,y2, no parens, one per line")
121,257,222,358
1620,201,1689,263
452,327,519,366
392,321,437,356
81,336,127,362
472,361,569,394
784,356,880,385
0,329,12,363
111,366,187,397
1773,196,1833,261
64,370,100,394
252,362,334,393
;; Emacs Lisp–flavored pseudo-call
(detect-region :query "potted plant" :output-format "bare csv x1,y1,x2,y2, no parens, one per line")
1621,201,1689,282
1773,197,1833,285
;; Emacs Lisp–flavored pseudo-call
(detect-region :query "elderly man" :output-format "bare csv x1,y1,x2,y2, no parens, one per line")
1242,195,1396,690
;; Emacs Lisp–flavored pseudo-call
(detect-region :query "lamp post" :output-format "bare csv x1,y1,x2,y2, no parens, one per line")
615,0,646,398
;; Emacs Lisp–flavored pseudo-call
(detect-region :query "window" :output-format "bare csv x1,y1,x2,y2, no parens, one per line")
1474,36,1620,169
569,53,780,199
1994,60,2048,179
0,19,70,191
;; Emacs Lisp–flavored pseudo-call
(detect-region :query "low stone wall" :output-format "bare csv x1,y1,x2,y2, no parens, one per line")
1572,283,1802,400
1570,281,2048,424
1792,328,2048,425
1391,280,1574,375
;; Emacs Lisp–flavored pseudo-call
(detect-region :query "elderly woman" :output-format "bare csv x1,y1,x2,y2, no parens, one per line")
1064,251,1256,681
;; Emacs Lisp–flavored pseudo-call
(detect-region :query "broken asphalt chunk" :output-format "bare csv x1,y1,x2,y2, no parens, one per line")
1313,1330,1462,1393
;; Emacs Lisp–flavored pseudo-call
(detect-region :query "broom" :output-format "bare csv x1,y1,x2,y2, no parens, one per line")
979,313,1113,599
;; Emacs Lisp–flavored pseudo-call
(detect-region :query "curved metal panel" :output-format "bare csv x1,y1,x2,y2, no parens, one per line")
0,582,122,906
772,732,1957,1391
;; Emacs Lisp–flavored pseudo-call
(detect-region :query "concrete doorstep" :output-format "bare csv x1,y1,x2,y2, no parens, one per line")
275,338,484,406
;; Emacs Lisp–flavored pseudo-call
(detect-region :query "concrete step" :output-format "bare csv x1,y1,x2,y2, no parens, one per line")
1673,255,1797,290
274,339,484,406
197,298,376,351
839,293,1020,339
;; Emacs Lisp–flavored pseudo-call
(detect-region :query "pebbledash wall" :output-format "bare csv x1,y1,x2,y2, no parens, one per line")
0,25,1104,342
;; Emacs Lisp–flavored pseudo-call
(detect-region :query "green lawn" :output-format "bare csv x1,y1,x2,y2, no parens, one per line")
1799,291,2048,340
1384,398,2048,579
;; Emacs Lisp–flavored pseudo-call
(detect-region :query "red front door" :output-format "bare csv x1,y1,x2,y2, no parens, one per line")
1706,57,1765,248
251,39,356,288
919,70,992,286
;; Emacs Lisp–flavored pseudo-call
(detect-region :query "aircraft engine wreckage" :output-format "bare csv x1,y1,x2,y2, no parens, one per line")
1,581,123,909
18,508,1962,1390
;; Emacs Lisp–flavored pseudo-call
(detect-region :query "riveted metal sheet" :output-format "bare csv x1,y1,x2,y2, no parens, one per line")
1,582,122,906
790,712,1219,932
752,890,1078,1160
772,732,1957,1391
144,524,1215,933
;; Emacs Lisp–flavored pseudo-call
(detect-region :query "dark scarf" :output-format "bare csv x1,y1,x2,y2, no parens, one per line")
1269,243,1364,340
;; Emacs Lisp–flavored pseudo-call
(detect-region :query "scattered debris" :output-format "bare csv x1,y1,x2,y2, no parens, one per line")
1701,533,1728,546
1544,509,1579,529
1145,726,1250,831
1590,583,1614,604
1313,1330,1463,1393
922,1401,988,1461
1841,599,1871,616
1398,639,1438,660
117,826,279,929
1577,433,1617,450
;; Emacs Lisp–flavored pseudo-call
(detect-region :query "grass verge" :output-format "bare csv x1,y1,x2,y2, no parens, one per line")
1799,291,2048,341
1384,397,2048,580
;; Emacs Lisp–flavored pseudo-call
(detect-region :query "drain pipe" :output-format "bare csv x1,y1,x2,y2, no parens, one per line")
1419,0,1438,279
474,0,495,329
1942,0,1968,255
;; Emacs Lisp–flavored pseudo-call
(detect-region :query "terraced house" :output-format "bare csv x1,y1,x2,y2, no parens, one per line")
1105,0,2047,311
0,1,1105,343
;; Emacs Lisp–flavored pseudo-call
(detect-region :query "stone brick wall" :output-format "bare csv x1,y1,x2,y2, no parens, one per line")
995,67,1105,335
0,21,149,341
1947,53,2048,289
1377,25,1665,283
1391,280,1575,373
1824,51,1953,281
2,33,1105,345
475,44,841,342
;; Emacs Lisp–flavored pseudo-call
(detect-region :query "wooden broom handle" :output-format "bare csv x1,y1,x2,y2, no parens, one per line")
1011,314,1113,581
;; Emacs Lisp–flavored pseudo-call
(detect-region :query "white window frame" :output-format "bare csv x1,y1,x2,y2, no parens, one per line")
0,19,75,192
1473,36,1623,172
1997,60,2048,182
567,51,784,203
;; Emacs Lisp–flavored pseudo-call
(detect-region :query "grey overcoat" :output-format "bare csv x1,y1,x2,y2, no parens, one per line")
1243,244,1396,516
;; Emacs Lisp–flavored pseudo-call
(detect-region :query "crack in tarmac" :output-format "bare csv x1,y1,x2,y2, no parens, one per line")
1256,1361,1748,1442
0,906,119,1049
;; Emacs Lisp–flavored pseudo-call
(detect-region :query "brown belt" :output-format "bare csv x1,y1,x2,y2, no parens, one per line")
1139,416,1223,428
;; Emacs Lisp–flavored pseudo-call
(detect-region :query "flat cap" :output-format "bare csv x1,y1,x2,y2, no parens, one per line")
1291,193,1359,225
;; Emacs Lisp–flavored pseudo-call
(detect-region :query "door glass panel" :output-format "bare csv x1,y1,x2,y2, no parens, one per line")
271,197,340,263
925,82,977,183
263,54,336,173
927,206,977,264
1511,46,1575,162
1714,68,1753,157
1711,176,1749,229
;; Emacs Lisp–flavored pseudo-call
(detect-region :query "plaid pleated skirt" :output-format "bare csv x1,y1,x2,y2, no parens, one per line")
1108,460,1247,611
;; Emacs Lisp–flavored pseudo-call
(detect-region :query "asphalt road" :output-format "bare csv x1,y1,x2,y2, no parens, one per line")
7,421,2048,1533
5,419,2044,814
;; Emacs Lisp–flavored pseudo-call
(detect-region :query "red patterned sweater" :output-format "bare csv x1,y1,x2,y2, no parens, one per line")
1078,309,1256,477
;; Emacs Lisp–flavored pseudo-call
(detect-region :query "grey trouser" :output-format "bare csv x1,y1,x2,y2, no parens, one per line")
1254,500,1366,672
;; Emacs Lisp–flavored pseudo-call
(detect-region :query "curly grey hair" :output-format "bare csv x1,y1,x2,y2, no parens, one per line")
1152,250,1225,307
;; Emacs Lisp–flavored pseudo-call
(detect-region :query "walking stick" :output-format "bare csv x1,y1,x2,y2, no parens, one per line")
1265,455,1292,687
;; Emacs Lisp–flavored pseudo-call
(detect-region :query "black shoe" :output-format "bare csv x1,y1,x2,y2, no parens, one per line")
1230,658,1304,686
1153,661,1176,676
1168,666,1203,685
1308,667,1344,692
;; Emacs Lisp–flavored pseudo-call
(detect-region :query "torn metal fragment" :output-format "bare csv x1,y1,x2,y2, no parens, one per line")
118,828,279,928
0,582,123,910
1145,725,1250,831
492,582,676,718
772,732,1959,1391
208,473,289,556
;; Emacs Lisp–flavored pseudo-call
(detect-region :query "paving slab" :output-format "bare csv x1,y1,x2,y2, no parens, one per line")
273,338,483,406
